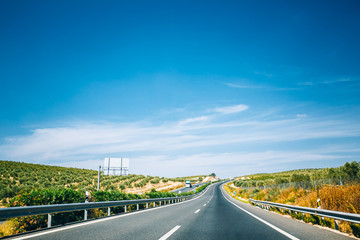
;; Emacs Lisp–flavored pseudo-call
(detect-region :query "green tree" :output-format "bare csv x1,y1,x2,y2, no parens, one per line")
342,161,360,179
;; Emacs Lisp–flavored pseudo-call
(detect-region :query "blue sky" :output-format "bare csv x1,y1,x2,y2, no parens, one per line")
0,0,359,178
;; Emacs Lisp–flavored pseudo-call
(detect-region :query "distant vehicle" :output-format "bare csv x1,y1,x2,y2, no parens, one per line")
186,180,192,188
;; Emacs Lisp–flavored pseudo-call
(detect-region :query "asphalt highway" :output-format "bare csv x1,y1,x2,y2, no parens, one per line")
9,183,354,240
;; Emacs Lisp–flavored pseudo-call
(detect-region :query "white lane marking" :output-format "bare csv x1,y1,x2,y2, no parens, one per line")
15,184,216,240
159,225,181,240
221,187,299,240
194,209,200,213
204,204,206,206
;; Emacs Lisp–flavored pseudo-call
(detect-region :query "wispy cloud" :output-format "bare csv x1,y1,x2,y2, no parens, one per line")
1,116,358,159
223,82,263,89
224,82,298,91
321,77,358,84
57,148,359,177
298,77,359,86
0,106,359,177
178,116,209,125
214,104,249,114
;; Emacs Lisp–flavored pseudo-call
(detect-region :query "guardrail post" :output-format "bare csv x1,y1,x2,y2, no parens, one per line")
159,201,161,206
84,191,89,220
335,220,339,230
146,203,149,208
108,207,111,216
47,214,52,228
125,205,127,213
137,204,139,210
153,202,156,207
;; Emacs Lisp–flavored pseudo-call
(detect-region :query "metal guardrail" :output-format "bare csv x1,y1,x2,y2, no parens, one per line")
0,183,211,228
250,198,360,229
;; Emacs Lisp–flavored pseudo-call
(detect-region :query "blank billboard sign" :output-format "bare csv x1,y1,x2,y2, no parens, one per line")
103,158,129,175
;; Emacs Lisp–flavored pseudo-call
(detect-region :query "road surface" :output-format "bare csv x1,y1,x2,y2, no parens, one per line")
8,183,353,240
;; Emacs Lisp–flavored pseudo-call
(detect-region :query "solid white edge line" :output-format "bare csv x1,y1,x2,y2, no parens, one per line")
158,225,181,240
14,183,216,240
194,209,200,213
220,185,299,240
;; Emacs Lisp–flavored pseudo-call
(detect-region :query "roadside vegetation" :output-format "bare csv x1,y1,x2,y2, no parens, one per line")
0,160,206,205
225,161,360,237
0,160,212,237
1,182,211,237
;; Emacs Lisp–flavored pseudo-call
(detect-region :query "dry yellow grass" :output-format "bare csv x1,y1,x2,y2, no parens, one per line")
0,220,17,237
125,181,185,194
319,185,360,214
227,181,360,237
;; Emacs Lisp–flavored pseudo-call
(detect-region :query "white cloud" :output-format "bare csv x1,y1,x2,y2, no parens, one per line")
214,104,249,114
224,82,298,91
299,77,359,86
0,108,359,177
321,77,357,84
223,83,262,89
1,117,358,162
129,150,357,177
296,114,307,118
178,116,209,125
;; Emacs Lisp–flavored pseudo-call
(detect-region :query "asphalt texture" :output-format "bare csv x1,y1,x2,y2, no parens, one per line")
8,183,354,240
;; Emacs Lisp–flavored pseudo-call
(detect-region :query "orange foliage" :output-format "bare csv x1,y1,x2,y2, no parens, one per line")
295,191,318,208
229,182,360,236
319,185,360,214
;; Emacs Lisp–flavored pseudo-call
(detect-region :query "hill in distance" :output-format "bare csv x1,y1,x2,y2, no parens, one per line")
233,161,360,188
0,160,211,205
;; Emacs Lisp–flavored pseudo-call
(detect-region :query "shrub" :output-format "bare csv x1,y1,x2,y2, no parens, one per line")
7,188,84,233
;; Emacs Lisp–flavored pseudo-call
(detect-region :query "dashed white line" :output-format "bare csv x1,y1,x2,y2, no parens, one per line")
159,225,181,240
204,204,206,206
195,209,200,213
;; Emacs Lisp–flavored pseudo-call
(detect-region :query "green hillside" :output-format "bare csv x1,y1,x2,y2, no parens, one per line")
0,160,205,204
234,161,360,188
